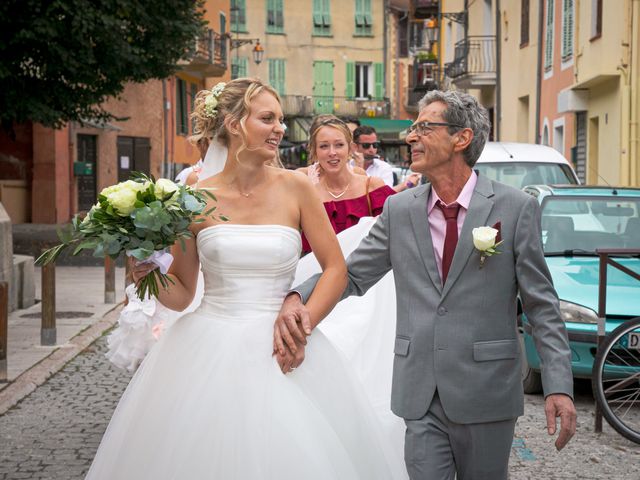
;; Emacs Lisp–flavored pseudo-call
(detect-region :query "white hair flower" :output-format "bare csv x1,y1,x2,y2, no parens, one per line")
203,82,226,118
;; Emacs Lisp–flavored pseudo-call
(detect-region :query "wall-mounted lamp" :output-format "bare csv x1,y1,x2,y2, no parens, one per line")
230,38,265,65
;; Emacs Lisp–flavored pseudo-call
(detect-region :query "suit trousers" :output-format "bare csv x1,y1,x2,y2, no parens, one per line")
404,392,516,480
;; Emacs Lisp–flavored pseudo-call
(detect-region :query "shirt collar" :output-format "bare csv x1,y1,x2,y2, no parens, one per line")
427,170,478,213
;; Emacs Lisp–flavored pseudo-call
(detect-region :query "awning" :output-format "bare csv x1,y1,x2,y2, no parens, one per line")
358,118,413,139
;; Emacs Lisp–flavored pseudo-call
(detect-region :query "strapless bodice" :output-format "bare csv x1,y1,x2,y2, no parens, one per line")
196,224,301,317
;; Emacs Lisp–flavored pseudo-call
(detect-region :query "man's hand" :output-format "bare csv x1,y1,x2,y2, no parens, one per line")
544,393,577,450
273,293,312,356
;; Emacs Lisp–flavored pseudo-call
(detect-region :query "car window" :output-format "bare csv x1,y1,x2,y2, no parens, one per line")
541,197,640,253
475,162,578,189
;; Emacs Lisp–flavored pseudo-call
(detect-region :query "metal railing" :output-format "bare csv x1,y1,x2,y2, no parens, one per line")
189,28,227,69
594,248,640,432
280,95,390,118
445,35,496,79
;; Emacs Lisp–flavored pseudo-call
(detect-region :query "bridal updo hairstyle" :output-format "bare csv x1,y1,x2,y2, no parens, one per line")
190,77,283,167
307,114,353,165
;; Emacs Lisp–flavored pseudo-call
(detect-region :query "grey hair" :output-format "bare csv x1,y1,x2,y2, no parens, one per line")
418,90,491,167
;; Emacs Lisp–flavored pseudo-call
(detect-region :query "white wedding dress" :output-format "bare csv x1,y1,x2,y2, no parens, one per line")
86,224,407,479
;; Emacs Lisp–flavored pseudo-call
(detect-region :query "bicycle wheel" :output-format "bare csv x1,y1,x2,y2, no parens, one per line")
592,317,640,444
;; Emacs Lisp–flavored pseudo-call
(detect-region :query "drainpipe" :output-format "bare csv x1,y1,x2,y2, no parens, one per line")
630,0,640,186
383,0,389,105
495,0,501,141
162,79,169,179
535,0,544,144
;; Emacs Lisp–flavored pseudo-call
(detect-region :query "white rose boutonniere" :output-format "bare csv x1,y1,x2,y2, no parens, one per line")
472,224,502,267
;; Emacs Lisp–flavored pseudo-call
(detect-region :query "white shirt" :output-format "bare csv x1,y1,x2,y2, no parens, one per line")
175,159,203,185
365,158,395,187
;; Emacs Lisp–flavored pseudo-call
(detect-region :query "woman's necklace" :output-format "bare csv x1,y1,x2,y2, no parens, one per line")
323,180,350,199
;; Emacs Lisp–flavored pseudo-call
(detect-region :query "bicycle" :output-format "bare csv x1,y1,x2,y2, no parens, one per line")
591,316,640,444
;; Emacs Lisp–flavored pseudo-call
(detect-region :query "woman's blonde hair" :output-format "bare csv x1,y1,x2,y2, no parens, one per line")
190,77,283,168
307,115,353,165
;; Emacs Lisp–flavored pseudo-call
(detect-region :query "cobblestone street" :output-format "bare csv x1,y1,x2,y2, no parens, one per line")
1,334,639,480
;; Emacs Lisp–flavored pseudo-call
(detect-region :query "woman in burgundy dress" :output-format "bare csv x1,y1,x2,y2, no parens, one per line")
300,115,395,253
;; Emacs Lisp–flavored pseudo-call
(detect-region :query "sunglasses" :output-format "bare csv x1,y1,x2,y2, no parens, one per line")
356,142,381,149
407,121,464,136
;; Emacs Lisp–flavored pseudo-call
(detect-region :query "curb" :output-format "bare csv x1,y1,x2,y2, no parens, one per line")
0,304,123,416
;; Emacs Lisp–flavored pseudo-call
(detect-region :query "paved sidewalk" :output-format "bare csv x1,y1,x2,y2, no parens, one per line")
0,266,126,414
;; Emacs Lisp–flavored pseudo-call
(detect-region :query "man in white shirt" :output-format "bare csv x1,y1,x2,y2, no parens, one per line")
353,125,395,187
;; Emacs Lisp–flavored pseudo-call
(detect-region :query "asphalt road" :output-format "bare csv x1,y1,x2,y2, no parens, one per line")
0,335,639,479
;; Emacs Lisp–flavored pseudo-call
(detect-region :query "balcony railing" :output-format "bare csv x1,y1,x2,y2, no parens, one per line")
179,28,227,76
445,36,496,86
280,95,390,118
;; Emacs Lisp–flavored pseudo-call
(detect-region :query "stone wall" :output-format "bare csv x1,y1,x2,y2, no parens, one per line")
0,202,15,311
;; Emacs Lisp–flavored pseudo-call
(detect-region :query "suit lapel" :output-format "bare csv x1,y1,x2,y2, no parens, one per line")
441,175,495,299
408,184,442,294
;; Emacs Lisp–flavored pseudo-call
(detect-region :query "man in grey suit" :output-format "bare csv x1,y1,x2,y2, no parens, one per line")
275,90,577,479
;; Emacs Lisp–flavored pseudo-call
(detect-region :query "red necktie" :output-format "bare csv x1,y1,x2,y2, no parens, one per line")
436,201,461,284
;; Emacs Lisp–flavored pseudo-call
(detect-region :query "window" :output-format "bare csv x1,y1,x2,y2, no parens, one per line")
266,0,284,34
561,0,573,60
355,63,371,98
346,62,382,99
231,56,248,79
190,83,198,133
398,16,408,57
355,0,372,36
219,12,227,65
268,59,286,95
176,78,188,135
544,0,554,71
520,0,530,47
313,0,331,36
591,0,602,39
231,0,246,32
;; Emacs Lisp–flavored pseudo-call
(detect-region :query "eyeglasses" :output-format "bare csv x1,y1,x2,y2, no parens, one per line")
356,142,380,149
407,121,464,137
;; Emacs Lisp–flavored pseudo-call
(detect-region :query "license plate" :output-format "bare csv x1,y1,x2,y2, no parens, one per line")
629,332,640,350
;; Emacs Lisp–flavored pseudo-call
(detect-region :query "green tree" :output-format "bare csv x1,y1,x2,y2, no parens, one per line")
0,0,205,130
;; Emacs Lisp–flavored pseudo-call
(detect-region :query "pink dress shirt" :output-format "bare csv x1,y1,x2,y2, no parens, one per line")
427,171,478,283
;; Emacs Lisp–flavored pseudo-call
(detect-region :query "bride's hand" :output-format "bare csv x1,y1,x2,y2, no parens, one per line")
130,258,159,284
274,339,306,374
274,293,311,356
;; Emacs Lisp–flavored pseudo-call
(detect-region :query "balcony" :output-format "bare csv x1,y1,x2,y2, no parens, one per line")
444,36,496,89
413,0,438,18
280,95,390,118
405,63,441,112
178,28,227,77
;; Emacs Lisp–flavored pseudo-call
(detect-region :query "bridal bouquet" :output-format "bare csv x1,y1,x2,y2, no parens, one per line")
36,172,221,300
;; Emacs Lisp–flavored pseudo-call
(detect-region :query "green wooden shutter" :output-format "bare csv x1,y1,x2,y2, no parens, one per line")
232,57,248,79
176,79,188,135
544,0,554,70
313,0,323,33
355,0,364,35
313,61,334,113
231,0,246,32
323,0,331,26
276,0,284,31
364,0,372,34
561,0,573,59
346,62,355,98
268,59,286,95
374,62,383,100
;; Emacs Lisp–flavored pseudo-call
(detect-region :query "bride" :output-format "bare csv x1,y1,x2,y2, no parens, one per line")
86,78,407,479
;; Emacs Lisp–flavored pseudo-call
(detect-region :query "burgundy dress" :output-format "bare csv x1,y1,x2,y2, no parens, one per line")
301,185,396,253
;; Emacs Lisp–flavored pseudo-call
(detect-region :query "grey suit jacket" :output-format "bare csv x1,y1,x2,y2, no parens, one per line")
296,174,573,424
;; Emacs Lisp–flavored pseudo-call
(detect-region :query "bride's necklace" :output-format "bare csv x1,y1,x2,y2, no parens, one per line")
323,180,350,199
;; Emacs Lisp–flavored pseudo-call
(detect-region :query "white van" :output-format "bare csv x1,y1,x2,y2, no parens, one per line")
475,142,580,189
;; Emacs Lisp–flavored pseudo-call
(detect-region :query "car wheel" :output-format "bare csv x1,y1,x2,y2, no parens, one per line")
519,331,543,394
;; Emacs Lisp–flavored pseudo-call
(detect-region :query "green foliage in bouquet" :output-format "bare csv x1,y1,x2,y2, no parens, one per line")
36,172,225,300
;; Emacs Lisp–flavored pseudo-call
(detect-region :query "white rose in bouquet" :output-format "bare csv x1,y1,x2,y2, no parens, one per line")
155,178,180,204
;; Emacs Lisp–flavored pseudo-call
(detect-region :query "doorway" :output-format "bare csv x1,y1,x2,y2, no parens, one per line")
117,136,151,182
77,134,97,212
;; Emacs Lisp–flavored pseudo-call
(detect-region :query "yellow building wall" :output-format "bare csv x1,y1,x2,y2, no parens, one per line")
238,0,384,97
499,0,539,144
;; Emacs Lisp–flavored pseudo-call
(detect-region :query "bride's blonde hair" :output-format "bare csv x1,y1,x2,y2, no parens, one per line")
190,77,284,168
